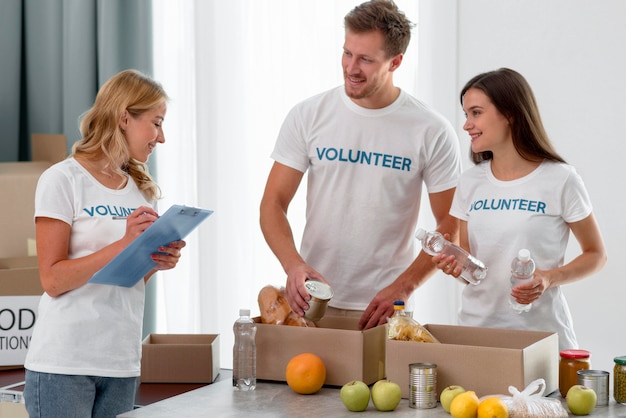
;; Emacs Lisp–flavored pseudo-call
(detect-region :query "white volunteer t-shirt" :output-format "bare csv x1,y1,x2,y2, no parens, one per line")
450,160,592,350
272,86,461,310
25,158,153,377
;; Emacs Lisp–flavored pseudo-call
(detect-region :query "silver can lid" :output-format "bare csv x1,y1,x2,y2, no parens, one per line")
304,280,333,300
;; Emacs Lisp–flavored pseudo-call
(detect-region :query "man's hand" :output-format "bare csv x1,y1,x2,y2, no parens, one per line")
358,282,410,330
285,263,328,316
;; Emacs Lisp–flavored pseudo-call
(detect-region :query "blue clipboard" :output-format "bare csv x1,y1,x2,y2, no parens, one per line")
89,205,213,287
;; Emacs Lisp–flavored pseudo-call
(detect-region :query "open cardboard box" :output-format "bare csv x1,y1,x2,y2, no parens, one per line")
255,316,386,386
141,334,220,383
386,324,559,399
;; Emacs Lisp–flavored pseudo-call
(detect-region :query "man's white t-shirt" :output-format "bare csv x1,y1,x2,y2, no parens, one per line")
272,86,461,310
450,160,592,350
25,158,153,377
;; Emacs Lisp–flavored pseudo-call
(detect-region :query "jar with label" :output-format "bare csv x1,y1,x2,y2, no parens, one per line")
614,356,626,404
559,349,590,397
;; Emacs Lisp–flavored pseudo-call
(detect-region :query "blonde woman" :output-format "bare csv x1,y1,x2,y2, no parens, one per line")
24,69,186,417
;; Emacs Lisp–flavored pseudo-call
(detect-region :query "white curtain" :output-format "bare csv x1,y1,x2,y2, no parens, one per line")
151,0,460,368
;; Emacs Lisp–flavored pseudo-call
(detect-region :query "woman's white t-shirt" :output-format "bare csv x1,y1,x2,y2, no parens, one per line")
450,160,592,350
24,158,153,377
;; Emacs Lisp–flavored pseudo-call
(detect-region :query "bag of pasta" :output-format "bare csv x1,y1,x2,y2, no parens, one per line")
501,379,568,418
387,300,439,343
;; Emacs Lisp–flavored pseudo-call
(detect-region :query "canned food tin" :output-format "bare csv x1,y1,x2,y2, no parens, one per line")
303,280,333,322
577,369,609,406
409,363,437,409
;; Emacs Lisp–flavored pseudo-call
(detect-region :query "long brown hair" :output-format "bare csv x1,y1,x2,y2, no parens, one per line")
460,68,566,165
73,69,167,200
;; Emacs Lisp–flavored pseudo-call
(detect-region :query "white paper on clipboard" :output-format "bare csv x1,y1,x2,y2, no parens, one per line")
89,205,213,287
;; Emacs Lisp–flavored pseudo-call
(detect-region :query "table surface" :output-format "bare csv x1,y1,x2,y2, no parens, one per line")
119,370,626,418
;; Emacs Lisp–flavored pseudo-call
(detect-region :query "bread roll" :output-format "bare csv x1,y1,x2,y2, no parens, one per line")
258,285,291,325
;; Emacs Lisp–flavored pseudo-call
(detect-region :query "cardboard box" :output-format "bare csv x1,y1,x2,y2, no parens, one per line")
0,401,28,418
0,133,67,258
255,316,386,386
0,257,43,370
386,324,559,399
140,334,220,383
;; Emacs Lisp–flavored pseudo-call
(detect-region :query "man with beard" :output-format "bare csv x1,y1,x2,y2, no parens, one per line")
260,0,461,329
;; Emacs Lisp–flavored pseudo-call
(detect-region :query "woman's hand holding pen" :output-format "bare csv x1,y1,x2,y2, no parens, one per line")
121,206,160,242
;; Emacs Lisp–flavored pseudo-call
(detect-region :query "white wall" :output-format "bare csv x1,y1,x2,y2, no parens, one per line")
422,0,625,377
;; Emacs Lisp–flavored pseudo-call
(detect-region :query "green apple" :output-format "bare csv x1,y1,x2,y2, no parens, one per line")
566,384,597,415
440,385,465,413
340,380,370,412
371,379,402,411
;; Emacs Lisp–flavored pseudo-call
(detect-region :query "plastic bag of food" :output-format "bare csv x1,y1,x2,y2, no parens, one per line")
501,379,568,418
387,315,439,343
257,285,315,327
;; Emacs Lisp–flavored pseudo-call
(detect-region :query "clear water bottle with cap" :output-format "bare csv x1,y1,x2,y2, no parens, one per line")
415,228,488,285
509,249,535,313
233,308,257,391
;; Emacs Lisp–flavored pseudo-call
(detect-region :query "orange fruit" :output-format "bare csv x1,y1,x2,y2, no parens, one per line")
477,397,509,418
285,352,326,394
450,390,480,418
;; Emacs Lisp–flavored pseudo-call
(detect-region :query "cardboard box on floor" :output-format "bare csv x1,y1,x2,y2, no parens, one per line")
386,324,559,399
255,316,386,386
141,334,220,383
0,133,67,258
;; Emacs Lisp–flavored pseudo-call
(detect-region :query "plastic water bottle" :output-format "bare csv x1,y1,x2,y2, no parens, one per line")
509,249,535,313
233,308,256,391
416,228,488,285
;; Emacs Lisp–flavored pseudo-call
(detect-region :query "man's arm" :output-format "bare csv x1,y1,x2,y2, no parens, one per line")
358,187,459,329
259,162,327,315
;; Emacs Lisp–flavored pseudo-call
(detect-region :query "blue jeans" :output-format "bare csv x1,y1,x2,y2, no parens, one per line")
24,370,138,418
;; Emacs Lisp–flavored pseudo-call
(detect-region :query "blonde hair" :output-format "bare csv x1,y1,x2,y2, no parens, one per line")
72,69,168,200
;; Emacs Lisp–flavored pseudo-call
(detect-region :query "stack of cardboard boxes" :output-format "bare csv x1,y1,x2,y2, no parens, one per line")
0,134,66,371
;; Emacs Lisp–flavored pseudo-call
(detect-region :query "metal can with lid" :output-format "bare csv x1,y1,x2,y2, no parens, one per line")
614,356,626,404
303,280,333,322
577,369,609,406
559,349,590,397
409,363,437,409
